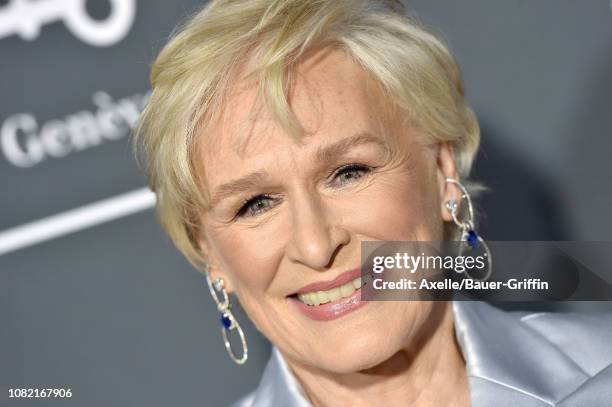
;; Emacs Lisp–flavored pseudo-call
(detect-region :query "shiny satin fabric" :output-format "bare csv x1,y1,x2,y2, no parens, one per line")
231,301,612,406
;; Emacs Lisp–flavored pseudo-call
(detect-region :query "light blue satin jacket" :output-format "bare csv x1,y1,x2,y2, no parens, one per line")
232,301,612,406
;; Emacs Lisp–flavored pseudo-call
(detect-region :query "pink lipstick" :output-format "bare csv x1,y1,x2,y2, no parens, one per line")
288,268,369,321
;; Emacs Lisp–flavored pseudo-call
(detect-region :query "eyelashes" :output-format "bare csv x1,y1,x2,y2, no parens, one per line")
328,163,371,188
234,163,373,219
235,194,279,218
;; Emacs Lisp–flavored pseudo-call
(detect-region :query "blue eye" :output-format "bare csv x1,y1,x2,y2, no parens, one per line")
236,195,277,218
330,164,371,187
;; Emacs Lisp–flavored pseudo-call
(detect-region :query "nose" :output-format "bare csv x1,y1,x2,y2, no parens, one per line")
286,190,350,270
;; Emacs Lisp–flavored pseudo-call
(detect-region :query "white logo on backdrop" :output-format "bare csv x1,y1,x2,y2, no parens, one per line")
0,89,153,256
0,0,136,47
1,90,150,168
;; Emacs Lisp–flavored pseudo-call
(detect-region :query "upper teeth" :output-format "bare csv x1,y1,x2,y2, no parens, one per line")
297,275,370,306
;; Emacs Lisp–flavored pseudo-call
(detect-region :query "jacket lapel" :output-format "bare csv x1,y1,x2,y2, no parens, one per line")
557,364,612,406
452,301,590,406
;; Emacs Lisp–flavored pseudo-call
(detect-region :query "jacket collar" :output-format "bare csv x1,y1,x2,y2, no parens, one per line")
249,301,589,406
250,346,311,407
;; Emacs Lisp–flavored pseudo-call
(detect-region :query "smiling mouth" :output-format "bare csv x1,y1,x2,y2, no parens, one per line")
290,274,373,306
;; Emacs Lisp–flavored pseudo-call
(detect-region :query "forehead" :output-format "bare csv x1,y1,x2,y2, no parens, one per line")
196,48,397,185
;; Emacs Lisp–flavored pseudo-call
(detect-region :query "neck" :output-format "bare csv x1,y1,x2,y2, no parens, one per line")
286,302,471,407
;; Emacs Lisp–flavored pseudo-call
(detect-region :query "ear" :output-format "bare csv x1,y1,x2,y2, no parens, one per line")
195,226,236,293
434,142,461,222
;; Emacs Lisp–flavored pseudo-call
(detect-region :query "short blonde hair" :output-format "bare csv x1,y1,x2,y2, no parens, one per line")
134,0,482,271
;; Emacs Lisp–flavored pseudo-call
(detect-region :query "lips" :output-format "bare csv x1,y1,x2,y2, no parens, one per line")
293,268,362,295
287,268,372,321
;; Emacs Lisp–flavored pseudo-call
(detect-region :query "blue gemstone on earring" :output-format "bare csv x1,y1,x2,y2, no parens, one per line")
221,314,232,329
467,230,479,248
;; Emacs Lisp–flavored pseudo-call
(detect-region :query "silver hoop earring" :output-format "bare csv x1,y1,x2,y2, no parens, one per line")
444,178,493,281
205,269,248,365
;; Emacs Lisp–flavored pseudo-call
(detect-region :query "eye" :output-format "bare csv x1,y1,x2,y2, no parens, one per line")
329,163,372,187
235,194,279,218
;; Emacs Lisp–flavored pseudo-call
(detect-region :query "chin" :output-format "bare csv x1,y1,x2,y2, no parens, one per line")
304,326,410,374
276,301,434,374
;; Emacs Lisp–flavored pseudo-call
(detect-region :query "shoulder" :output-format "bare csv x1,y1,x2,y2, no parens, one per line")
516,308,612,376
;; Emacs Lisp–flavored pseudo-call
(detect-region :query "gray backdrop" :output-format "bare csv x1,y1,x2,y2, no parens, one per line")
1,1,611,406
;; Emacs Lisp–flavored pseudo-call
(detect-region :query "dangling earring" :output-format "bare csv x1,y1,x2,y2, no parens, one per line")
205,268,248,365
444,178,493,281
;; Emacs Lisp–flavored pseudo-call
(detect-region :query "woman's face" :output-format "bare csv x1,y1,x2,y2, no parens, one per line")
196,48,459,374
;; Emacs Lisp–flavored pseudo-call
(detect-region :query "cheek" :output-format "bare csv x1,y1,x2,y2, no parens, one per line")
208,226,283,292
342,165,442,241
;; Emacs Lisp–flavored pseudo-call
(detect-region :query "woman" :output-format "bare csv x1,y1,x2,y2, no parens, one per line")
134,0,612,405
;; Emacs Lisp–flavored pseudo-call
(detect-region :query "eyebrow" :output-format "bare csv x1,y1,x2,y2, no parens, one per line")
314,132,388,164
209,132,388,208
